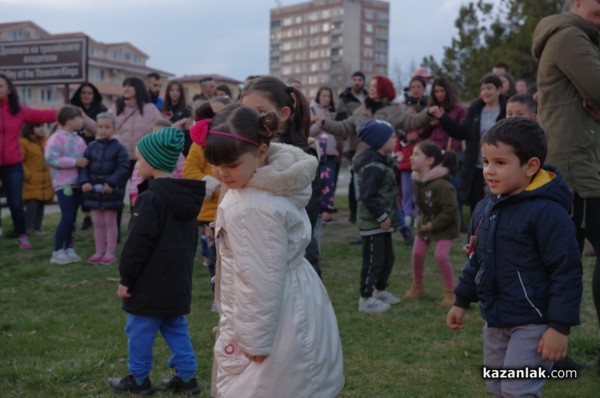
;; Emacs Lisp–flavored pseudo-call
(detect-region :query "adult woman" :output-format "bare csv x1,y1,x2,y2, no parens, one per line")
0,73,57,249
70,82,107,145
109,77,161,175
162,80,192,155
498,72,517,99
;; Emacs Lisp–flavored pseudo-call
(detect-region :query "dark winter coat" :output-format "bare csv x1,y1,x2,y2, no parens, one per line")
454,166,582,334
79,138,129,210
353,148,397,235
438,97,506,203
119,178,205,317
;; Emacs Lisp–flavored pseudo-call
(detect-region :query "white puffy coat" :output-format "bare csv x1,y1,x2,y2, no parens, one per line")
214,143,344,398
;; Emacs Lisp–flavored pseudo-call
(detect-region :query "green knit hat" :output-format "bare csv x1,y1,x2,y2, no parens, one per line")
137,127,184,173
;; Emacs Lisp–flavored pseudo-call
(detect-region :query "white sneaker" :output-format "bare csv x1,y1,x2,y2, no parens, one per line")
50,249,72,265
358,297,391,313
374,290,402,305
65,248,82,262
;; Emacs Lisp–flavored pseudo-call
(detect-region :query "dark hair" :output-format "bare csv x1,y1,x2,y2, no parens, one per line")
70,82,103,109
373,75,396,101
481,117,547,165
507,94,537,114
193,96,233,121
494,62,510,73
116,77,148,115
215,84,232,98
163,80,187,111
314,86,335,112
57,104,83,126
146,72,161,80
21,123,42,140
409,76,427,90
241,76,310,147
428,77,457,110
204,103,279,165
415,141,458,175
480,73,503,89
498,72,517,97
0,73,21,115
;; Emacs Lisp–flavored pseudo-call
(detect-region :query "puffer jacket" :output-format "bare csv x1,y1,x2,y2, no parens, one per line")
109,101,161,160
213,143,343,398
79,138,129,210
412,166,459,241
119,178,205,316
454,166,582,334
20,135,54,202
353,148,398,235
532,12,600,198
44,129,87,190
0,98,57,166
183,143,219,223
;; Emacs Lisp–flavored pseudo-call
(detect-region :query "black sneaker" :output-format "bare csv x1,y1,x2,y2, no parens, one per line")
108,374,154,395
552,356,587,371
399,226,414,246
81,215,92,230
161,375,200,395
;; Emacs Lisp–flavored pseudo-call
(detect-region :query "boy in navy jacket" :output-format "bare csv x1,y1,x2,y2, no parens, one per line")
446,117,582,397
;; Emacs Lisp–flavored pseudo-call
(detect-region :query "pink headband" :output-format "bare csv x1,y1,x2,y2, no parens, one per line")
190,119,259,147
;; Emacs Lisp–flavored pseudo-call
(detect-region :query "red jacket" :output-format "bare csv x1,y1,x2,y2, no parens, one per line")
0,98,57,166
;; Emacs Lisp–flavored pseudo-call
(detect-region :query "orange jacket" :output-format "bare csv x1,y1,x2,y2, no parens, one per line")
183,143,218,223
20,135,55,202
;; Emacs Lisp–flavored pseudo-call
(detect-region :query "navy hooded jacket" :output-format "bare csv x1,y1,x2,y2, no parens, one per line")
454,166,582,335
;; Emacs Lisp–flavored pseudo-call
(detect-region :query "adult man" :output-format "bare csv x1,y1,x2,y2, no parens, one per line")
193,77,216,101
336,71,367,226
532,0,600,370
145,72,163,111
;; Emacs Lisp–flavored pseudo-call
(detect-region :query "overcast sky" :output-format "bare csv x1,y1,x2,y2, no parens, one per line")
1,0,502,85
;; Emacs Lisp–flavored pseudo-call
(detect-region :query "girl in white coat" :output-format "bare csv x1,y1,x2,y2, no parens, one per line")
191,103,344,398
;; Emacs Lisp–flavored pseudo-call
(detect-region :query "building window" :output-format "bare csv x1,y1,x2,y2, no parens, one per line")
365,23,373,33
40,87,55,103
376,39,388,51
363,62,372,72
271,19,281,29
375,52,387,64
364,48,373,58
365,10,375,20
20,87,32,102
364,36,373,46
283,17,293,26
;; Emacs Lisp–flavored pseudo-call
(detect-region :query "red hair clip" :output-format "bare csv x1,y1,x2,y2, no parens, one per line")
190,119,211,146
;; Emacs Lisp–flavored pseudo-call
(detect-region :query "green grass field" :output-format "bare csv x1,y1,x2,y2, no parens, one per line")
1,199,599,397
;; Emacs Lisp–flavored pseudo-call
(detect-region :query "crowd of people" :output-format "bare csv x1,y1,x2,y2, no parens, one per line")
1,1,599,396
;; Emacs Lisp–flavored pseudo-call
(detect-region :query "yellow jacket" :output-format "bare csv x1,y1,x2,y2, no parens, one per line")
20,136,55,202
183,143,218,223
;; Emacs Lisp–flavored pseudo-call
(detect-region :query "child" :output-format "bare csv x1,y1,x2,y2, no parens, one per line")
353,119,401,313
20,123,54,235
403,141,459,307
79,113,129,265
109,127,205,395
45,105,88,265
506,93,537,121
446,117,583,397
196,103,343,397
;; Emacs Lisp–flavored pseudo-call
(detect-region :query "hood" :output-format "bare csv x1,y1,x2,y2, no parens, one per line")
247,143,318,208
147,178,205,220
494,165,572,211
532,13,600,59
353,147,390,172
411,165,450,183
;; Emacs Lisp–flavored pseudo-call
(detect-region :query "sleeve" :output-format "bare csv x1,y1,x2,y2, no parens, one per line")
226,207,289,356
430,183,458,232
335,99,349,121
392,107,433,132
118,193,161,288
81,112,96,135
555,27,600,108
439,103,477,141
19,139,31,181
20,107,57,124
535,204,583,331
183,144,209,180
321,116,356,140
359,164,388,220
78,145,92,185
45,135,77,169
454,206,484,308
106,144,130,187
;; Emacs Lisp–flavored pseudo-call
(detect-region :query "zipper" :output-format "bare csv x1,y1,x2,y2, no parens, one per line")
517,271,543,318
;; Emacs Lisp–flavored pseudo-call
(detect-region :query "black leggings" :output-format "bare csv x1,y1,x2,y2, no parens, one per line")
572,193,600,326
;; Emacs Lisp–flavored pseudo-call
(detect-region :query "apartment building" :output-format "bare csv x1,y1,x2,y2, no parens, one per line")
270,0,389,98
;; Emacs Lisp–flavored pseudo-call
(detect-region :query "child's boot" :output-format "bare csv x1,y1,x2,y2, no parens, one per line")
399,226,414,246
402,283,424,300
439,289,455,308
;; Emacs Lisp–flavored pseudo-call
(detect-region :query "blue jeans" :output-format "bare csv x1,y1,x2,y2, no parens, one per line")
125,314,197,380
0,163,26,235
54,188,82,251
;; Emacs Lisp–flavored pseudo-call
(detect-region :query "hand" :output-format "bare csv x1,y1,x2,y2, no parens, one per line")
103,184,113,194
446,306,466,330
76,157,89,167
379,217,391,231
420,222,433,232
173,117,194,130
204,224,214,240
202,175,221,200
81,183,92,193
117,283,131,299
428,106,445,119
244,353,268,363
537,328,568,362
430,119,439,126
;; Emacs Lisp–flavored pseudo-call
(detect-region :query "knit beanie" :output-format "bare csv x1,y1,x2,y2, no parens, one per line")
136,127,184,173
357,119,394,150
